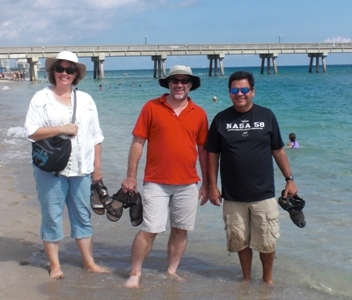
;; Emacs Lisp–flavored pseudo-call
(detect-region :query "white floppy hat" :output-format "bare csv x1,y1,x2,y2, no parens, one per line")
45,51,86,83
159,65,201,91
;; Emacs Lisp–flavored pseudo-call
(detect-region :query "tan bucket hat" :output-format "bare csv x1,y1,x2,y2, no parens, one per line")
159,65,201,91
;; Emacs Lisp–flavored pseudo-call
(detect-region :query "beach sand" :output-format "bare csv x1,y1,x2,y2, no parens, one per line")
0,164,49,300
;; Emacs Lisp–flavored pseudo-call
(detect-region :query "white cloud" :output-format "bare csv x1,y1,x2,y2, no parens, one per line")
0,0,198,45
324,36,351,43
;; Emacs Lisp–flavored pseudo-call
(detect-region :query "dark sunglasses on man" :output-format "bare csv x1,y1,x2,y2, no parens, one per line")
168,78,192,85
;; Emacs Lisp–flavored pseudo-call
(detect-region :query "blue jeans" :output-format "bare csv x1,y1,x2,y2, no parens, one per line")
33,166,92,242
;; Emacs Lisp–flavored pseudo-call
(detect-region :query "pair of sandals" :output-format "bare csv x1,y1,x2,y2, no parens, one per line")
90,180,143,226
278,189,306,228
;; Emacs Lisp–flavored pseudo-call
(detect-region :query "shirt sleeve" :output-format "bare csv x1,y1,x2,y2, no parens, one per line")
23,91,44,141
270,112,284,150
87,94,104,145
132,103,149,140
197,109,209,146
204,114,221,153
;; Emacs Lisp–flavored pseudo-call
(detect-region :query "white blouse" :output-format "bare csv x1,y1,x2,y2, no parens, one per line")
24,87,104,176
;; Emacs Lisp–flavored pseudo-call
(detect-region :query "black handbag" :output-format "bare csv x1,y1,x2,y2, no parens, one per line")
32,90,77,174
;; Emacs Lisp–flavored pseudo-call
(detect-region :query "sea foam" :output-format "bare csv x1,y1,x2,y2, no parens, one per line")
7,126,25,138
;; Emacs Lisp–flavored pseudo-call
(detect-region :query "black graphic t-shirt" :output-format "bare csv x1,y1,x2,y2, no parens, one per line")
205,104,284,202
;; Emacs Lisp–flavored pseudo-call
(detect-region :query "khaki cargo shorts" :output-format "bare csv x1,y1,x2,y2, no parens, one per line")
223,198,280,253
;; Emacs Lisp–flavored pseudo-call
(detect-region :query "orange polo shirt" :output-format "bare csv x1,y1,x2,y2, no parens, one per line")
132,94,208,185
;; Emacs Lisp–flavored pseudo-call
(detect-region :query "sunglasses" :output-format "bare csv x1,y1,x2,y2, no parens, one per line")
169,78,192,85
230,87,251,95
54,65,77,75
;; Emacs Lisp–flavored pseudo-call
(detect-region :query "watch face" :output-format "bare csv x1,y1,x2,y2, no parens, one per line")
286,176,294,181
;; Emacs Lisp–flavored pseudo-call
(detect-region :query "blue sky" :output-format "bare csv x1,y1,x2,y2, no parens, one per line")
1,0,351,70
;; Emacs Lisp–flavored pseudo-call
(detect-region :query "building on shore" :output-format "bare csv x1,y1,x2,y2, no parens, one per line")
16,59,29,71
0,59,9,71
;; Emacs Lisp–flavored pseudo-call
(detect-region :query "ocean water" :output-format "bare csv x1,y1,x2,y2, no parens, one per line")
1,65,352,299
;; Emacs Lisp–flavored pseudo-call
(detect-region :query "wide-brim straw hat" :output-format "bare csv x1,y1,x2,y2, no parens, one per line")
45,51,86,83
159,65,200,91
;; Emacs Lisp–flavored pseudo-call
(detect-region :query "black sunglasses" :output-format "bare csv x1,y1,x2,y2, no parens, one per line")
54,65,77,75
169,78,192,85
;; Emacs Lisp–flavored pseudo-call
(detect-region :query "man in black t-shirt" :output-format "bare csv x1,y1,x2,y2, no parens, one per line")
205,71,298,285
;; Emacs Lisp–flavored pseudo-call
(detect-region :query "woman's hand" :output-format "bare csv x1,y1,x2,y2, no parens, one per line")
62,123,79,136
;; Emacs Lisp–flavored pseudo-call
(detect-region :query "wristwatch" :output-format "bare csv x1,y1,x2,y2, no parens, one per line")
285,175,294,181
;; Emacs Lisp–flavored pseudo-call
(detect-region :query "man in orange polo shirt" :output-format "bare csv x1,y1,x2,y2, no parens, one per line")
121,65,209,288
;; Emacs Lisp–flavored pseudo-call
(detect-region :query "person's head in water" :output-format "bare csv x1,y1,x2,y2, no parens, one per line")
288,133,300,148
289,133,296,142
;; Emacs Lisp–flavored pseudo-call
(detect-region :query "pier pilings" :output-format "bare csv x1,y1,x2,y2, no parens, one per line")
308,52,327,73
91,54,105,79
207,54,225,76
151,54,167,78
259,53,278,74
26,56,39,81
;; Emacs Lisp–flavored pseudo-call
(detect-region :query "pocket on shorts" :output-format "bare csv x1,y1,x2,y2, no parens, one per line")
266,210,280,239
223,213,246,252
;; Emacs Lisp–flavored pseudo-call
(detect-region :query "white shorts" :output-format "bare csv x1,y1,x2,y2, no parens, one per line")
142,182,199,233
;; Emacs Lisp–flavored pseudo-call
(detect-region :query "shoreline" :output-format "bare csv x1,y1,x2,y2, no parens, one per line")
0,79,17,83
0,164,49,300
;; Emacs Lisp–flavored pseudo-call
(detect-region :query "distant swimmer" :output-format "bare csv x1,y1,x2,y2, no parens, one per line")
287,133,300,148
213,96,217,103
99,84,103,91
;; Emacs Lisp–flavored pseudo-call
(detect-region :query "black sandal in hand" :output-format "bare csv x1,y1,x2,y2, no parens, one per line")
278,190,306,228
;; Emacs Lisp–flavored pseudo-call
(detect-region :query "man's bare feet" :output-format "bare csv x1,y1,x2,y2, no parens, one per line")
49,266,65,279
240,277,251,286
262,277,273,285
166,271,185,283
84,263,112,274
124,275,141,288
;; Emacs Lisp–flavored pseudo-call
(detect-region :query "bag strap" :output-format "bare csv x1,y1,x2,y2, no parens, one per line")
72,89,77,124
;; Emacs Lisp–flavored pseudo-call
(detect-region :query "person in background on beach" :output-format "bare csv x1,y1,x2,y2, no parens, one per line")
287,132,300,148
121,65,209,288
205,71,298,285
24,51,111,279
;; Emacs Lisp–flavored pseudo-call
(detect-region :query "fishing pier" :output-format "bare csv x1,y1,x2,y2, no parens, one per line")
1,43,352,81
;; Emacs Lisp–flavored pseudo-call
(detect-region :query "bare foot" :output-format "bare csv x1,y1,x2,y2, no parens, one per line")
240,278,251,286
124,275,141,288
262,278,273,285
49,267,65,279
166,271,185,283
84,264,112,274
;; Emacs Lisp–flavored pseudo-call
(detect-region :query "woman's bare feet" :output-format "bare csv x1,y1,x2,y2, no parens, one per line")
49,266,65,279
125,275,141,288
84,263,112,274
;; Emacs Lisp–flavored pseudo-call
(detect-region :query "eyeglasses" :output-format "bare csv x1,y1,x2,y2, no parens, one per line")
54,65,77,75
169,78,192,85
230,87,251,95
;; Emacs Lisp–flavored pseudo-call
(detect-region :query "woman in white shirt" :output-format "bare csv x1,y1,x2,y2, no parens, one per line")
24,51,110,279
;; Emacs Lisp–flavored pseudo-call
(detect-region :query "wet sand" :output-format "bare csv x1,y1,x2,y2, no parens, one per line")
0,164,48,300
